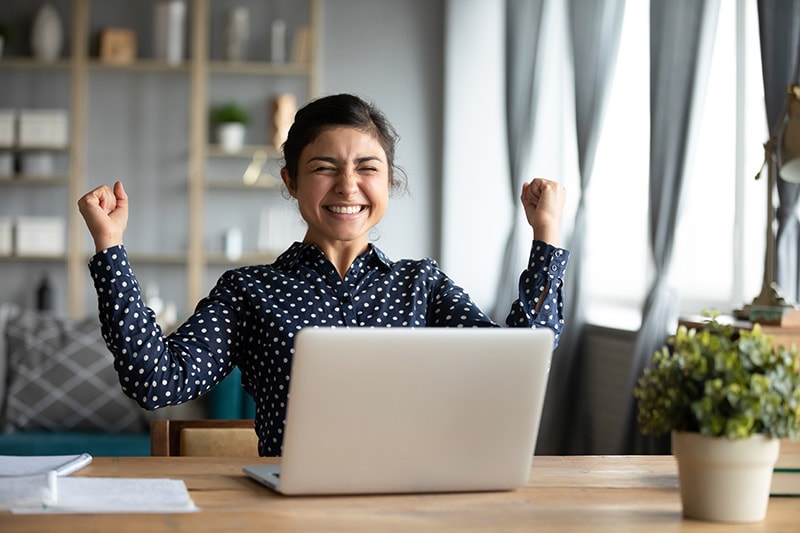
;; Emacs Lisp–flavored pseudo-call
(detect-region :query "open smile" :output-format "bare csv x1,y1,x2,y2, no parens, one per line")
327,205,367,214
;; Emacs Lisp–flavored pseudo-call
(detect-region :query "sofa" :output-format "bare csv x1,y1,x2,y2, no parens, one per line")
0,304,254,456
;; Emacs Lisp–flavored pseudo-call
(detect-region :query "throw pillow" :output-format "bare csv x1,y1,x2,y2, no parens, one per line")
2,310,147,433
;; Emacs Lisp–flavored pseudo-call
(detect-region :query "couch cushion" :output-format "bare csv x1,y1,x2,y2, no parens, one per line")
2,310,147,433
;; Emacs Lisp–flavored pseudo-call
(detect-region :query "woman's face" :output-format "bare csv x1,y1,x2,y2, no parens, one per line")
282,126,390,251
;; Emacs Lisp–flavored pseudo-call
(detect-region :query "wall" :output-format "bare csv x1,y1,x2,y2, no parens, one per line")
320,0,444,263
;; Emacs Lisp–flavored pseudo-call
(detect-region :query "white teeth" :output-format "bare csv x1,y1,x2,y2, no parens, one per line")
328,205,362,214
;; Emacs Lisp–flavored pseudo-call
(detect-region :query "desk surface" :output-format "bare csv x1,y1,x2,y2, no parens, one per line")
2,455,798,532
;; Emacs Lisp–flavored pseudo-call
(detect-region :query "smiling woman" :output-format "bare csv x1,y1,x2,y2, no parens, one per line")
76,93,571,456
281,127,391,278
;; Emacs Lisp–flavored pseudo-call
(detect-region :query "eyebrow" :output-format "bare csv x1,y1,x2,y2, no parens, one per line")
305,156,384,165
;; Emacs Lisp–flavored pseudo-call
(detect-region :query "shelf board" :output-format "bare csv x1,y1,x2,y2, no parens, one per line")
126,252,189,265
206,176,282,190
88,59,191,73
208,61,311,76
0,176,70,185
206,145,280,158
0,58,71,70
205,251,279,266
0,145,70,152
0,254,66,263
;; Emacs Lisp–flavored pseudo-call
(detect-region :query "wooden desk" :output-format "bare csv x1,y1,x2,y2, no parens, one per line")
2,455,798,532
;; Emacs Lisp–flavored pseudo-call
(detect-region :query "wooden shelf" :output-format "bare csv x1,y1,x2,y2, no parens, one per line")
87,60,191,73
205,145,281,158
0,59,72,70
0,176,71,185
1,0,320,317
207,60,311,76
205,251,279,266
206,176,282,190
0,254,67,263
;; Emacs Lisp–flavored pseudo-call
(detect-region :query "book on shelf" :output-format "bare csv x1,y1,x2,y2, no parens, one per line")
771,438,800,497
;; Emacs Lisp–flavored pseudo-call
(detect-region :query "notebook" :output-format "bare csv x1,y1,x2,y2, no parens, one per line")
243,327,554,496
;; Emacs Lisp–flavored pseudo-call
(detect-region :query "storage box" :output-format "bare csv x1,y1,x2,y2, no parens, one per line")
0,152,12,178
100,28,137,64
0,218,12,256
14,216,65,256
20,152,54,176
0,110,14,147
18,110,69,148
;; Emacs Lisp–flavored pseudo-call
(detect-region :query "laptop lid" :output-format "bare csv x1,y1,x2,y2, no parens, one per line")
244,327,554,496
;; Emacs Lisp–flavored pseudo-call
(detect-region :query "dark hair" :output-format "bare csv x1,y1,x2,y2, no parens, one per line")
281,93,408,193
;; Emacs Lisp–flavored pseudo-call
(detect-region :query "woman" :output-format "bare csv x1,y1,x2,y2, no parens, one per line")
78,93,570,455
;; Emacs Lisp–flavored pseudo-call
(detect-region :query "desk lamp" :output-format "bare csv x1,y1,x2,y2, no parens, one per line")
734,85,800,321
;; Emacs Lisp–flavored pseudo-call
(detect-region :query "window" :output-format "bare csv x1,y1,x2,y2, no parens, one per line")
582,0,768,329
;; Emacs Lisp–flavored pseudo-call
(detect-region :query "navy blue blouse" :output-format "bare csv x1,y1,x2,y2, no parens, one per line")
89,240,569,455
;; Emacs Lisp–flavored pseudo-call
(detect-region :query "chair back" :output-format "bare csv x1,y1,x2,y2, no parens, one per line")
150,419,259,457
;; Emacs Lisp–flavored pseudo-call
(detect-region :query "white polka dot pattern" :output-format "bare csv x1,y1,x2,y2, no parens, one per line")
89,241,569,455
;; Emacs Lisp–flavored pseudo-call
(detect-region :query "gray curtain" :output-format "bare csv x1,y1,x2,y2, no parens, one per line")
758,1,800,302
536,0,625,455
620,0,721,455
492,0,546,320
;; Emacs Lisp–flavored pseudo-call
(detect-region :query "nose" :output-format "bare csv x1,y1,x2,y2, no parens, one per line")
334,169,359,195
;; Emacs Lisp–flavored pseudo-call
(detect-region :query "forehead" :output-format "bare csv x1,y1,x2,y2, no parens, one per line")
302,126,386,158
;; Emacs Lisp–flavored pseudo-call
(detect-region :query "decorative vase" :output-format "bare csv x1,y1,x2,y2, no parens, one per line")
154,0,186,65
31,3,63,62
217,123,245,153
224,7,250,61
671,431,780,523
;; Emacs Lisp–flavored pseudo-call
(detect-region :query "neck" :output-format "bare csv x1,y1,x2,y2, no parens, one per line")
305,239,370,279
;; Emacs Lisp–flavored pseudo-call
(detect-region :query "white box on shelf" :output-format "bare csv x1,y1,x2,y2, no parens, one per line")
0,152,13,178
20,152,54,176
0,217,12,255
15,216,65,256
0,110,15,147
18,109,69,148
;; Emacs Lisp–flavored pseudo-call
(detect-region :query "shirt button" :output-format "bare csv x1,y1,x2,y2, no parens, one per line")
342,293,351,303
555,250,563,257
550,265,559,272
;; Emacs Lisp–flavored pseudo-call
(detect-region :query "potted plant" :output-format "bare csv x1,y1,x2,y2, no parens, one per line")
634,311,800,523
211,102,249,153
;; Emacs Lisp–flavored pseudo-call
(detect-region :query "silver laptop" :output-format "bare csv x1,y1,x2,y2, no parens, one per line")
243,327,554,496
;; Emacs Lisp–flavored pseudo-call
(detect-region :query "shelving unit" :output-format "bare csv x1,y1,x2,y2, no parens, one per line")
0,0,319,318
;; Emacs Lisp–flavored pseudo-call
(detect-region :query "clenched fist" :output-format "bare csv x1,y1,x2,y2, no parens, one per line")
77,181,129,253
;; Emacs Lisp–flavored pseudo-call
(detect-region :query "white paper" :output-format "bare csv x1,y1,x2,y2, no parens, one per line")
0,454,92,477
0,474,51,509
11,477,198,514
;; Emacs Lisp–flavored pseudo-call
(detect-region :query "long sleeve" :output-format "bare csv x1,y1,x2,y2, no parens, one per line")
505,241,569,345
89,245,237,409
426,240,569,347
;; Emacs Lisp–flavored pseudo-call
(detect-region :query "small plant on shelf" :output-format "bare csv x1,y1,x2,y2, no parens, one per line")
211,102,249,126
211,103,249,153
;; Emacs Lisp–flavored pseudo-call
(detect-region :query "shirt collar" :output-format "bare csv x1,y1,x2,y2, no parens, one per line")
273,242,393,272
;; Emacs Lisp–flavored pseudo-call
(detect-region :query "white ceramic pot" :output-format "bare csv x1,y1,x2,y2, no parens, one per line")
671,431,780,523
31,3,63,62
217,123,245,153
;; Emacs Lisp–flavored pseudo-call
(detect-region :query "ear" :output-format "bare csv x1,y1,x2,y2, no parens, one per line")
281,168,297,198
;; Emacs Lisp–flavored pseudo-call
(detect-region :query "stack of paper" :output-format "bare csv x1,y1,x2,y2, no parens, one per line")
14,477,198,514
0,454,198,514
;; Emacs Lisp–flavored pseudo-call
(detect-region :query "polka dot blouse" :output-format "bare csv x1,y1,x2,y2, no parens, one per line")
89,240,569,456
